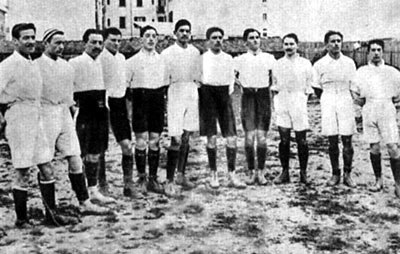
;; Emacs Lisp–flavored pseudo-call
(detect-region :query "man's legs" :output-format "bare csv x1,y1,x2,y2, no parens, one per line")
147,132,164,194
295,130,309,184
387,143,400,198
327,135,340,186
369,143,383,192
174,131,195,190
12,168,30,227
256,129,268,185
67,155,109,214
84,153,115,203
207,135,219,188
226,135,246,189
342,135,356,187
165,135,181,196
245,130,257,185
119,139,138,198
135,132,148,194
274,127,291,184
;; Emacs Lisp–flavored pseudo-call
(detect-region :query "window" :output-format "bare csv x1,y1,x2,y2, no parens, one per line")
119,0,126,7
263,13,267,21
137,0,143,7
107,0,110,5
119,17,126,29
134,16,146,22
107,18,111,27
152,0,155,5
262,0,267,2
168,11,173,22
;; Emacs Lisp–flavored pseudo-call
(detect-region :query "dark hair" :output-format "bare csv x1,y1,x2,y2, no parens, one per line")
82,28,103,43
324,30,343,44
174,19,191,32
12,23,36,39
103,27,121,39
367,39,385,52
282,33,298,44
206,27,224,40
243,28,260,41
140,25,158,37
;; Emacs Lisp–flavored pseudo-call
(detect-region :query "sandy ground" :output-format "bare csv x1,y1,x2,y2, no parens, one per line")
1,92,400,254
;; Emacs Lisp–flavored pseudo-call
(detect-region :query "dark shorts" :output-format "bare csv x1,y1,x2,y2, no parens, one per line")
199,85,237,137
109,96,132,142
128,87,166,134
74,90,109,155
241,87,271,132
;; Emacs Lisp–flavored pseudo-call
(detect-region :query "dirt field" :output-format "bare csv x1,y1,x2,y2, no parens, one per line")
0,92,400,254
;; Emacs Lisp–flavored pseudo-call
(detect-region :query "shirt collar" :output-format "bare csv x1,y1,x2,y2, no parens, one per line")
368,59,385,67
140,48,157,56
13,50,33,62
82,51,100,62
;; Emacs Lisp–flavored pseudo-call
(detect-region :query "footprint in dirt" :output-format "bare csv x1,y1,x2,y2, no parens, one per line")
142,228,163,240
144,207,166,220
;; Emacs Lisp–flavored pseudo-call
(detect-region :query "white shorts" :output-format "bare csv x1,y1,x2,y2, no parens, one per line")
167,82,199,136
274,92,309,131
5,103,52,168
320,92,355,136
42,105,81,158
362,101,399,144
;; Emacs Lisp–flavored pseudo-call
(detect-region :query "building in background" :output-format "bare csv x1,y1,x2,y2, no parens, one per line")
5,0,95,40
0,0,8,39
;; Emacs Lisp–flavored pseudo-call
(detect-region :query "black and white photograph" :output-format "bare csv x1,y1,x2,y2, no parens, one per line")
0,0,400,253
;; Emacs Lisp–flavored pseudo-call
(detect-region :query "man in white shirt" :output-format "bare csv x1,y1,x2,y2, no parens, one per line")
98,27,138,198
271,33,314,185
313,31,357,187
36,28,109,221
126,25,166,194
351,39,400,197
69,29,115,204
162,19,200,196
234,28,275,185
199,27,246,189
0,23,76,228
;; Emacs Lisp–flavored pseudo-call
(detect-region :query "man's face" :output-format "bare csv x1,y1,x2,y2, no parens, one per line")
104,33,121,54
46,34,65,58
175,25,191,45
283,37,298,56
208,31,223,52
85,33,103,59
327,34,342,55
246,31,260,51
369,43,383,64
142,29,158,51
15,29,36,55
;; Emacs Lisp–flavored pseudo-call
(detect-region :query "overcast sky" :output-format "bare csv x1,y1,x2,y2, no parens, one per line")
268,0,400,41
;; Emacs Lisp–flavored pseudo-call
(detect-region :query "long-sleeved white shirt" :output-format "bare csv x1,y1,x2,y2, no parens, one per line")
69,52,105,93
201,50,235,91
313,53,356,92
271,54,315,94
234,50,275,88
162,43,201,85
36,54,75,106
99,49,127,98
126,49,166,89
0,51,42,105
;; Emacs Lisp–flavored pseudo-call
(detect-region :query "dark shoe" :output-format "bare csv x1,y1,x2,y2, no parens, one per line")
15,219,33,229
343,172,356,188
245,170,257,185
274,169,290,184
123,183,144,199
175,172,195,190
327,174,340,186
368,177,383,192
44,211,80,227
147,177,164,194
137,174,148,195
299,170,308,184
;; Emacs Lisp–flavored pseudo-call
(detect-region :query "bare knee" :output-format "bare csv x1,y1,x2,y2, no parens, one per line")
370,143,380,155
85,154,100,163
387,143,400,158
119,139,133,155
38,162,54,181
67,155,83,174
148,133,160,150
207,136,217,149
245,131,255,147
170,136,182,151
256,130,267,146
14,168,30,189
